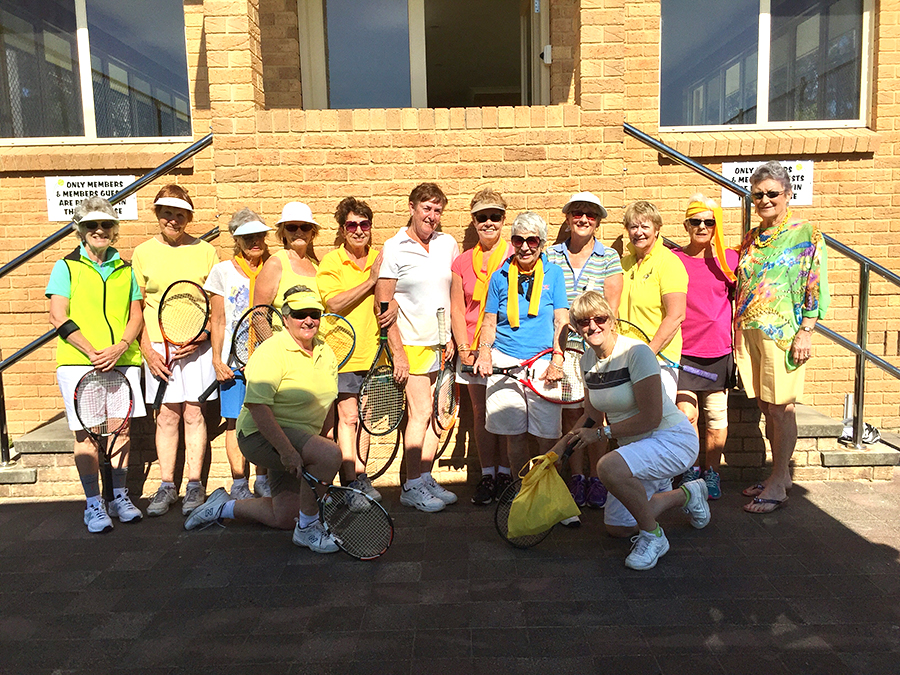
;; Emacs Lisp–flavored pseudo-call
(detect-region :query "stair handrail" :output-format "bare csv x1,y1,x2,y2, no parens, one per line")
0,133,216,466
624,122,900,450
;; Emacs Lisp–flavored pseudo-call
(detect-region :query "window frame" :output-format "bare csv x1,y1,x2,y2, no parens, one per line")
658,0,874,132
0,0,194,147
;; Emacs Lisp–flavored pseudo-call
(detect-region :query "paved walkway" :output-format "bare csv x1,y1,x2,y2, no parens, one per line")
2,471,900,675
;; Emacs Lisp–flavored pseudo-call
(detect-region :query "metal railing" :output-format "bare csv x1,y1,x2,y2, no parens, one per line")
0,133,216,466
624,122,899,450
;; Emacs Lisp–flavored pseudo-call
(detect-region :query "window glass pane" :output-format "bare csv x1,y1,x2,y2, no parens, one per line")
325,0,412,109
660,0,758,126
425,0,521,108
769,0,861,122
86,0,191,137
0,0,84,138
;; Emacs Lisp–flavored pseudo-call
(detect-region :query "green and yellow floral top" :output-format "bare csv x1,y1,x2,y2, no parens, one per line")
735,213,830,366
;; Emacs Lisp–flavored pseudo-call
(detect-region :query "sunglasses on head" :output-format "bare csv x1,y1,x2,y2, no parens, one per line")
687,218,716,228
85,221,117,231
569,210,599,221
475,212,503,223
750,189,785,201
344,220,372,233
284,223,315,233
288,308,321,321
511,235,541,249
575,315,610,329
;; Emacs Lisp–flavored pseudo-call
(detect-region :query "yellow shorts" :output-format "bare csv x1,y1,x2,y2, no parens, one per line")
735,328,805,405
403,344,440,376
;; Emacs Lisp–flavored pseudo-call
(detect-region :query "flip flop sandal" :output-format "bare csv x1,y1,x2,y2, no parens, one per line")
742,483,766,497
743,496,788,514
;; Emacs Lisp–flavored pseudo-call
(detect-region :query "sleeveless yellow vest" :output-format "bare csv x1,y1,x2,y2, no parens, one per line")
56,248,142,367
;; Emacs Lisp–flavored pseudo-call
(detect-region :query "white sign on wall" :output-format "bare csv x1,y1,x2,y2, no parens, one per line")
45,176,138,221
720,161,814,208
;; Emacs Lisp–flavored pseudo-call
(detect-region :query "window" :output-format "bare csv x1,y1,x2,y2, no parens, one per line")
660,0,871,129
298,0,549,110
0,0,191,142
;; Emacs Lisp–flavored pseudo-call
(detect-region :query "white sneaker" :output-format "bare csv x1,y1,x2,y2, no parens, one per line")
146,485,178,517
292,519,339,553
625,529,670,570
422,475,457,504
84,499,113,533
108,490,143,523
254,476,271,498
230,482,254,501
184,487,230,531
400,482,446,512
559,515,581,528
349,476,382,502
181,484,206,516
681,478,711,529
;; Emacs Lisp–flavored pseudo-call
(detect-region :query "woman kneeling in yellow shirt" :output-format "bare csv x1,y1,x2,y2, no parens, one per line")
184,287,343,553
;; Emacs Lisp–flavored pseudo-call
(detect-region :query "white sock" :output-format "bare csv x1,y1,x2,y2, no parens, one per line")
220,500,236,520
186,480,202,490
297,512,318,528
86,495,102,509
405,476,424,489
232,478,248,488
498,466,511,476
161,481,176,490
113,487,127,500
255,475,268,485
482,467,496,478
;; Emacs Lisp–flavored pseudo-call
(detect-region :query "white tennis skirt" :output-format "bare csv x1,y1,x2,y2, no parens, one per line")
143,341,218,405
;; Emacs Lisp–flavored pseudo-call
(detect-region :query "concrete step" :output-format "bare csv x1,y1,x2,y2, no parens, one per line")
13,417,73,455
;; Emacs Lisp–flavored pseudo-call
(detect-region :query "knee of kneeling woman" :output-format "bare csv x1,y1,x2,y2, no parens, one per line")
596,452,627,485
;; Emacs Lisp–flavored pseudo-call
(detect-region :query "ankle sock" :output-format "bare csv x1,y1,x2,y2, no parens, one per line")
297,512,317,528
221,500,236,520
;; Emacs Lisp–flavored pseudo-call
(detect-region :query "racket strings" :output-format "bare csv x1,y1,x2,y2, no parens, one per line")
435,370,458,426
322,488,393,559
359,366,405,435
319,316,355,367
494,480,553,549
233,307,280,365
160,290,208,343
75,371,131,436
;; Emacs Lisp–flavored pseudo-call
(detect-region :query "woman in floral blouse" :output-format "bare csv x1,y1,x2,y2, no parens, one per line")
735,160,830,514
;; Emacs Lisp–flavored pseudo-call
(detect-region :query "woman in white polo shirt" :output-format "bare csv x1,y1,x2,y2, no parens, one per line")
375,183,460,513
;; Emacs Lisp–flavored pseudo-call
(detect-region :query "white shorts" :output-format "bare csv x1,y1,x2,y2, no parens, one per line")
454,357,485,386
56,365,147,431
660,364,679,404
485,350,561,439
603,417,698,528
143,341,217,405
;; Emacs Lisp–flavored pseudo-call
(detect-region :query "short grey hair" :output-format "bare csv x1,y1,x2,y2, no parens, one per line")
73,196,119,245
750,160,792,195
510,211,548,243
228,207,264,235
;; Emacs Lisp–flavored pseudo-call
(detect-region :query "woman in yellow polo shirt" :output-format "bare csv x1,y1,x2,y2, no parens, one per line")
183,287,343,553
316,197,383,500
619,201,688,403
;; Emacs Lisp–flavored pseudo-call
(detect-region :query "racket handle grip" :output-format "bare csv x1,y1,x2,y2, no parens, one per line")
461,365,474,374
683,365,718,381
559,418,597,464
152,377,167,410
198,379,219,403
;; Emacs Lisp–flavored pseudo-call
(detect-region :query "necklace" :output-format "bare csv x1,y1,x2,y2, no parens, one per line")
753,210,792,249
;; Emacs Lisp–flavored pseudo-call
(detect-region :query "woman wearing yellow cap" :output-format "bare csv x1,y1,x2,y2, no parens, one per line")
672,194,738,501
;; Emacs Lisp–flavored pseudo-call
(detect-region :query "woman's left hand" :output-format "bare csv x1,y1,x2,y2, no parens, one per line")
791,330,812,365
91,342,128,372
173,331,208,360
540,359,564,382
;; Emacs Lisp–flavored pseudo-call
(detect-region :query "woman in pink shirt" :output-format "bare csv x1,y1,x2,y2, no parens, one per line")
672,194,738,500
450,188,514,505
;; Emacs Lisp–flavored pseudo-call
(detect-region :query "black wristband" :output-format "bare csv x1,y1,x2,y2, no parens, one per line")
57,319,80,340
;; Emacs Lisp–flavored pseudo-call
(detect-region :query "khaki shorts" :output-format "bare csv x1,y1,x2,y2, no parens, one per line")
238,428,315,497
735,328,805,405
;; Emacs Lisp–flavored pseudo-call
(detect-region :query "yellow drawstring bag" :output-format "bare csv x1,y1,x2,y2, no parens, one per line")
507,451,581,538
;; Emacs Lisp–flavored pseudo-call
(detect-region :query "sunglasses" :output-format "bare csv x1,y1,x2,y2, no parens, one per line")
85,221,117,231
687,218,716,228
750,189,785,201
575,315,610,329
475,212,503,223
288,308,321,321
569,210,599,221
511,235,541,249
344,220,372,233
284,223,315,233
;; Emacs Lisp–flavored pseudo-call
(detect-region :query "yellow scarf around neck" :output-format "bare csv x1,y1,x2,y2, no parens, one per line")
685,201,736,283
233,253,264,304
471,240,509,343
506,257,544,328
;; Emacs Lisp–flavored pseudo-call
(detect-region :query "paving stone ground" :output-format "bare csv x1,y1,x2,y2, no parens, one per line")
2,470,900,675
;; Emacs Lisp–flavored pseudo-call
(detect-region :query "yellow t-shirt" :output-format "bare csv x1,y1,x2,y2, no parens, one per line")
131,237,219,342
316,246,379,373
272,248,318,307
620,237,688,364
236,328,338,437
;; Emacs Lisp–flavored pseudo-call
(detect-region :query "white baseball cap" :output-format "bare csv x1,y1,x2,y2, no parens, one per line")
232,220,272,237
562,192,608,219
277,202,318,226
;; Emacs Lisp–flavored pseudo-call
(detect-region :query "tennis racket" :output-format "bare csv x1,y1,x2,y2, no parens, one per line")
199,304,284,403
358,301,406,436
73,369,135,504
359,425,402,480
433,307,459,431
319,313,356,369
153,280,210,409
302,470,394,560
495,418,596,549
462,344,585,404
616,319,717,381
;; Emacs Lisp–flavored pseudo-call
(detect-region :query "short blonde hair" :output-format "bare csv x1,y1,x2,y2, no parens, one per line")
569,290,615,329
623,200,662,232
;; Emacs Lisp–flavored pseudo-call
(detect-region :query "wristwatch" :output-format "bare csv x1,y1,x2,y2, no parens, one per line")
800,325,813,333
597,425,613,440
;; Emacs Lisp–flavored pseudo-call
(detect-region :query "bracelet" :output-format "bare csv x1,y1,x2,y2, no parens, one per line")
459,344,470,352
57,319,80,340
597,425,612,440
202,329,211,339
479,341,492,348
